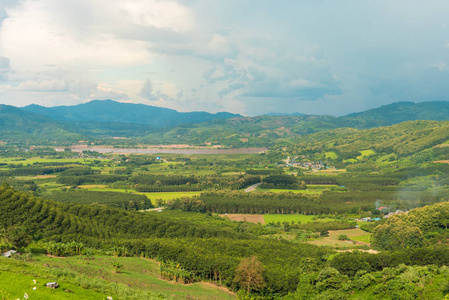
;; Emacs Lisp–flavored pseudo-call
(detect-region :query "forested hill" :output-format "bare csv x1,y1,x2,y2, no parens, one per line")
138,101,449,147
372,201,449,251
3,100,449,146
0,104,84,142
342,101,449,126
282,120,449,158
22,99,241,128
0,183,248,242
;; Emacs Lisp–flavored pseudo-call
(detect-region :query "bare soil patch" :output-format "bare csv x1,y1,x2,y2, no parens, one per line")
219,214,265,224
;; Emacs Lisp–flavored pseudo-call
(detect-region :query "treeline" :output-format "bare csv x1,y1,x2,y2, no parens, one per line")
260,174,306,190
185,191,324,214
44,189,153,211
168,191,369,215
135,184,203,192
0,165,70,176
167,187,449,216
57,174,128,185
134,175,260,192
299,175,400,188
131,174,198,185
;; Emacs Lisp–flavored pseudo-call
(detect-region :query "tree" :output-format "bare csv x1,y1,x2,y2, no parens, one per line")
3,226,31,249
233,256,265,293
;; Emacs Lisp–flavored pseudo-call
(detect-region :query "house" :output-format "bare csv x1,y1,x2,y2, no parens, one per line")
46,282,59,289
1,250,17,257
362,217,371,222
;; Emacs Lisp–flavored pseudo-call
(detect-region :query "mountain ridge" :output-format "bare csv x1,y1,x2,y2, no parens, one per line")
22,99,242,128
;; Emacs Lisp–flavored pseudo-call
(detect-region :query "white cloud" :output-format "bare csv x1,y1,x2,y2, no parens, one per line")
430,62,449,72
1,0,449,116
120,0,194,32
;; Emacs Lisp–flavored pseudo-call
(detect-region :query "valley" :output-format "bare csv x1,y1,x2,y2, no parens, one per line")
2,101,449,299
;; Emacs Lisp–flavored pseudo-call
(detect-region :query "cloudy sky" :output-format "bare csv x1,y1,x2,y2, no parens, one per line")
1,0,449,116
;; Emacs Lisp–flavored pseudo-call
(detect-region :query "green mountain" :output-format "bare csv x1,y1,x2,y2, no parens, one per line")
22,99,241,128
342,101,449,126
281,120,449,163
0,104,84,143
3,100,449,146
140,101,449,147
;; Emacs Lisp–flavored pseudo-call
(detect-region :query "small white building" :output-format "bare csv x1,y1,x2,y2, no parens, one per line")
1,250,17,258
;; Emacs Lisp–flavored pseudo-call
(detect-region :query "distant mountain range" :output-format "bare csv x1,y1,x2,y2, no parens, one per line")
1,100,449,146
23,100,241,128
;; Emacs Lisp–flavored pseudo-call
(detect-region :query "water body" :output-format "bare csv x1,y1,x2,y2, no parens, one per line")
55,146,267,155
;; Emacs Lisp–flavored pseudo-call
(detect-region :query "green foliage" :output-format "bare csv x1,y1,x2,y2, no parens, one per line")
160,261,195,284
372,202,449,250
261,174,305,190
337,234,349,241
44,189,153,211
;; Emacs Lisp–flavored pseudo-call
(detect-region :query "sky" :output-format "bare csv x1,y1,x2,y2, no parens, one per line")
1,0,449,116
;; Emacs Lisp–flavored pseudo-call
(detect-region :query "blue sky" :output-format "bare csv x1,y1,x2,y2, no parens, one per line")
1,0,449,116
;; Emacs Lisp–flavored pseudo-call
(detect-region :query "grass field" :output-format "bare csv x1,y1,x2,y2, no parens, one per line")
141,191,201,202
0,271,107,300
82,187,201,203
357,150,376,160
35,255,235,300
324,151,338,159
0,157,100,165
307,228,372,248
259,188,323,194
352,234,371,243
264,214,336,224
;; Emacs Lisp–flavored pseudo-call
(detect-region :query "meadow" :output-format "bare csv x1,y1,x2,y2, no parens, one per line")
307,228,372,248
263,214,337,224
0,255,236,300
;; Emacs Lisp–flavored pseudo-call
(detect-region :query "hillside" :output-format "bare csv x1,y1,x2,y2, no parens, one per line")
23,100,241,128
372,201,449,250
0,104,85,143
342,101,449,126
283,120,449,159
140,101,449,147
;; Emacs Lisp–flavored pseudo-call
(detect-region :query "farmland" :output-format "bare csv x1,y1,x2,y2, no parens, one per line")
4,120,449,299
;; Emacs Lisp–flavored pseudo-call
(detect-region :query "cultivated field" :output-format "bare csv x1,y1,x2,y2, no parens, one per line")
307,228,372,248
264,214,336,224
219,214,265,224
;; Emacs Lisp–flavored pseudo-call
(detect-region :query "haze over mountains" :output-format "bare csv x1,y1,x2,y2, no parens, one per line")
23,100,241,128
1,100,449,145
